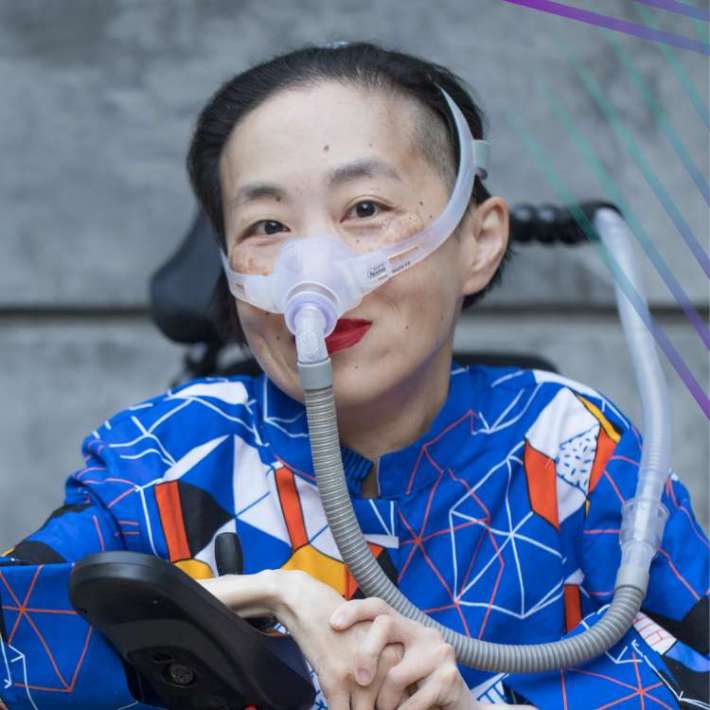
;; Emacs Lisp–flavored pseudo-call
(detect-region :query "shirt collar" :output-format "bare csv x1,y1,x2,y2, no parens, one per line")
257,361,477,498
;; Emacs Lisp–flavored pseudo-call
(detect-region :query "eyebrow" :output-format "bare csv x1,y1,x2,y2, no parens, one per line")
228,158,402,212
328,158,402,186
229,183,287,211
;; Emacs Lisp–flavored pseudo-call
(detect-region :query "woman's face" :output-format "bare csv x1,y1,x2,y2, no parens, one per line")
219,81,506,409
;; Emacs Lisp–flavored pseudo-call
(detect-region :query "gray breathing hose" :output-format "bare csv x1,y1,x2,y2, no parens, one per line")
295,207,669,672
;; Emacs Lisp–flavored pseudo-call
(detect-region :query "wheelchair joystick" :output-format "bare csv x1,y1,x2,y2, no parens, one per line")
69,548,315,709
215,532,244,576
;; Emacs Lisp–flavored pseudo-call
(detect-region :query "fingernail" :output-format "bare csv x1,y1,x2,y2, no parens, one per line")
355,667,371,685
330,610,345,627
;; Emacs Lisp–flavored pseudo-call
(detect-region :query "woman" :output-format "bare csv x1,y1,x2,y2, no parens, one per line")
0,43,707,710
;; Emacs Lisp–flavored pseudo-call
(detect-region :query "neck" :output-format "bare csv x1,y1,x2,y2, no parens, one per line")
336,345,453,464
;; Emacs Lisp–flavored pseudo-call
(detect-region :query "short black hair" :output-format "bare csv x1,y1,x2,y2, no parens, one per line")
186,42,512,344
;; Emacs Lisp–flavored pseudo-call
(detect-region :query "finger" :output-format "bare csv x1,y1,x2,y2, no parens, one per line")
376,655,425,710
376,638,453,709
376,680,412,710
320,684,351,710
352,644,405,710
396,678,440,710
352,685,382,710
352,683,408,710
330,596,393,629
397,676,450,710
396,666,460,710
351,690,372,710
353,615,399,685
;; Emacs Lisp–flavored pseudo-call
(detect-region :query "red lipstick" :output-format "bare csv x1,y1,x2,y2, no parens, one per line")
325,318,372,354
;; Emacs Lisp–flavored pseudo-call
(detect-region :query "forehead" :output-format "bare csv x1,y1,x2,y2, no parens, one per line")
219,81,427,188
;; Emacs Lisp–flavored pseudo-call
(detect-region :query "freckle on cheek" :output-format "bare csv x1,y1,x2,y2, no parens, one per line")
323,144,330,152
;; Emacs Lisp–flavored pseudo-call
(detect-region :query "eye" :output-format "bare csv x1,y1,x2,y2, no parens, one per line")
246,219,289,237
345,200,385,220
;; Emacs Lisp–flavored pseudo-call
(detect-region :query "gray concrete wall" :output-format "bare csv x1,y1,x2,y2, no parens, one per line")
1,0,708,546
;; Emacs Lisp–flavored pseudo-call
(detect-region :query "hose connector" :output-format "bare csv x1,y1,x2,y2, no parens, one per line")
290,301,334,391
615,496,669,591
291,303,329,364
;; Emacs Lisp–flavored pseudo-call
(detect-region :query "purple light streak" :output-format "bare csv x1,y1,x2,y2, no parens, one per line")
633,0,710,22
500,0,710,54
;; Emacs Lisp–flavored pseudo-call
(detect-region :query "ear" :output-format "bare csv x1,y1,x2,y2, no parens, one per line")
459,196,509,297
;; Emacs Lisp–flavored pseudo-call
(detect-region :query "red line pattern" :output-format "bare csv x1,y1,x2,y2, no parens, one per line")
568,654,673,710
404,411,477,495
0,566,94,692
656,547,701,600
397,467,473,637
91,515,105,552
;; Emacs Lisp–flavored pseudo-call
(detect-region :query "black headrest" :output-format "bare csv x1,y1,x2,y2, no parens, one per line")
149,211,222,345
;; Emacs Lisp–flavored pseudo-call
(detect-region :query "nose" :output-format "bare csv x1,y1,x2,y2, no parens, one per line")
297,215,343,240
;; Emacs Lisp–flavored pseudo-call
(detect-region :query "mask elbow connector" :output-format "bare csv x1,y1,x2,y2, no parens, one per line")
291,303,329,364
290,301,335,391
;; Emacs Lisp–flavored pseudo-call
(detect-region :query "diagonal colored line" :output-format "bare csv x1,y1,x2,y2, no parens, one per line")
605,34,710,207
632,0,710,22
574,61,710,283
687,8,710,43
505,107,710,420
631,2,709,58
540,72,710,349
632,2,710,128
689,21,708,45
499,0,710,54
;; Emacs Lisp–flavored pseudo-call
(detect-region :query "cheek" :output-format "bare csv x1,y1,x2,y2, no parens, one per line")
376,211,429,248
351,196,440,253
236,303,286,354
375,258,459,342
230,239,283,276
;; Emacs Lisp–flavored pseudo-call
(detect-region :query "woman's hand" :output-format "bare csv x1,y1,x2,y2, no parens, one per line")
274,570,409,709
330,598,537,710
199,569,406,709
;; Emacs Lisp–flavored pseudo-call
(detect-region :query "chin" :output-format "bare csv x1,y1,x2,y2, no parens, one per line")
330,356,402,409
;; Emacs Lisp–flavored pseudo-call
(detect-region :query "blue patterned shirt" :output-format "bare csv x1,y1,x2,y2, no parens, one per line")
1,363,707,708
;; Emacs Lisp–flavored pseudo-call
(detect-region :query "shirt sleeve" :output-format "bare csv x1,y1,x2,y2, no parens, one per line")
504,412,709,708
0,441,162,709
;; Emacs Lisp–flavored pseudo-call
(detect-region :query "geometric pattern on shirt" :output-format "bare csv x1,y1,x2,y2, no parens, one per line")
154,478,233,580
0,553,101,700
635,605,710,708
236,455,396,598
634,611,710,708
646,597,709,656
400,436,566,635
524,388,620,529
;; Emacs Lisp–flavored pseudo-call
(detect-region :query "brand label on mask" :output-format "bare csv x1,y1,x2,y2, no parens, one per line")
367,263,388,280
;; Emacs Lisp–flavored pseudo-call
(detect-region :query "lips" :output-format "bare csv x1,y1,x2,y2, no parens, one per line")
324,318,372,354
